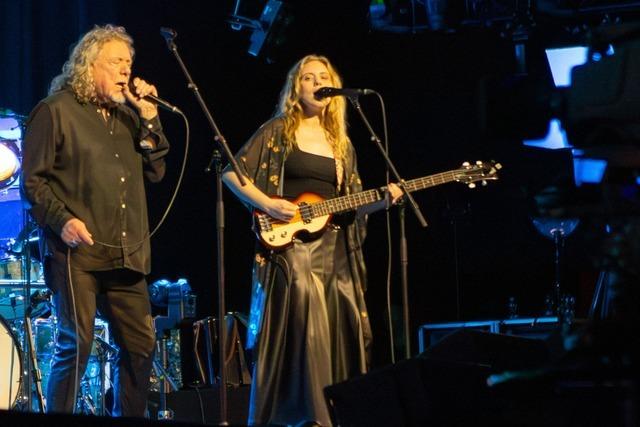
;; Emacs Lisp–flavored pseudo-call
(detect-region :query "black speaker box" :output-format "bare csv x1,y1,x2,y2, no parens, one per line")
422,329,550,371
324,329,551,427
147,385,250,426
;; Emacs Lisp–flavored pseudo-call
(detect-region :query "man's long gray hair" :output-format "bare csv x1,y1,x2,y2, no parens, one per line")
49,24,134,104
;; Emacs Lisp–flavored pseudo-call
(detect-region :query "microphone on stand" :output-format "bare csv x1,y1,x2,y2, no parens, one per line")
160,27,177,41
314,87,375,100
160,27,177,50
128,81,182,114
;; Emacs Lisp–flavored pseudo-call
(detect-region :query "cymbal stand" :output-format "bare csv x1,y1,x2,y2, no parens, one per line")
94,334,118,416
19,220,45,412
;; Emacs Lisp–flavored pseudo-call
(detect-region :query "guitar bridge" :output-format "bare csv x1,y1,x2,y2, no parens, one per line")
257,214,273,232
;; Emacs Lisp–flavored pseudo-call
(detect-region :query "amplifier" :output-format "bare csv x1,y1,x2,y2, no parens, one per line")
418,317,559,353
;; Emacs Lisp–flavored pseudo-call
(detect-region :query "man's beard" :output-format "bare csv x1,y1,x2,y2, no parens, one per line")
110,92,126,104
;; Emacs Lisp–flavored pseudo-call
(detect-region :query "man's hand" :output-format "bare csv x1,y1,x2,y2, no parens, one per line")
61,218,94,248
124,77,159,120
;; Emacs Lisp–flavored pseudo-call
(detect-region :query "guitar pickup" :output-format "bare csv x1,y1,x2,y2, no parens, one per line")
299,203,313,224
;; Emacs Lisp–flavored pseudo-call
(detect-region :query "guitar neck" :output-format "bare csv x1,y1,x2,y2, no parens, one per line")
311,170,460,217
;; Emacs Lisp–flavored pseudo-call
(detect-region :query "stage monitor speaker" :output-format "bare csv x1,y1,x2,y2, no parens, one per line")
421,329,550,371
147,385,250,425
324,329,551,427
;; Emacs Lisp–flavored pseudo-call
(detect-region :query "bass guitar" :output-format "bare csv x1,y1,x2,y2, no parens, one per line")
254,160,501,249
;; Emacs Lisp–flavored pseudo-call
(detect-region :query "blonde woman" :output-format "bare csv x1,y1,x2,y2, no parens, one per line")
223,54,401,427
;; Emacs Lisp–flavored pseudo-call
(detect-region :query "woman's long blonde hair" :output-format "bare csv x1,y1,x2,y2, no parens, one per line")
49,24,134,104
276,54,349,161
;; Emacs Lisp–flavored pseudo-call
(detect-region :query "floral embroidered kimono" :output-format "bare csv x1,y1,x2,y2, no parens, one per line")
229,117,372,426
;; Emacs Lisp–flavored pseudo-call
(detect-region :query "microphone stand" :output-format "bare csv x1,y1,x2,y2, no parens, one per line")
160,29,247,426
347,95,428,360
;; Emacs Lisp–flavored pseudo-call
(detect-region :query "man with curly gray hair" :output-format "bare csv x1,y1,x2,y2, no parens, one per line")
21,24,169,417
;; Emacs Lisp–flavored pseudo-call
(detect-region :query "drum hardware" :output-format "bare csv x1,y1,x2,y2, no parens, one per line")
22,310,45,412
0,288,51,321
92,334,117,416
153,335,179,420
150,278,197,420
10,218,46,412
33,316,114,415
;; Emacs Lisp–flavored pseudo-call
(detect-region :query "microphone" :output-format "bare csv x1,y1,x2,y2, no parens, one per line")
160,27,177,41
314,87,375,100
128,81,181,114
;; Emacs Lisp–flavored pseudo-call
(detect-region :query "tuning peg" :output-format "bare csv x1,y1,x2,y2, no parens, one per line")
468,183,476,189
462,161,470,168
482,180,487,186
494,162,503,170
476,160,483,166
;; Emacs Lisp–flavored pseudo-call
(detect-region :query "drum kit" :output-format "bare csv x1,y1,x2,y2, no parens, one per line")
0,109,114,414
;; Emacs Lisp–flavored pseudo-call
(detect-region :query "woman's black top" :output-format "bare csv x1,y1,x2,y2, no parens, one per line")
283,145,337,201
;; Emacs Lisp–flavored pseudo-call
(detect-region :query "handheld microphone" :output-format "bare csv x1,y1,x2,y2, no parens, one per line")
314,87,375,100
128,81,181,114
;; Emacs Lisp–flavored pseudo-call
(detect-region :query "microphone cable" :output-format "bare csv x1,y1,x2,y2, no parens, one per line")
91,109,190,250
371,92,397,364
62,106,189,413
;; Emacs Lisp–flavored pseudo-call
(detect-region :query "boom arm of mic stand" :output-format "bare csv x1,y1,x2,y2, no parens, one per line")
163,38,246,186
348,96,428,228
162,34,232,425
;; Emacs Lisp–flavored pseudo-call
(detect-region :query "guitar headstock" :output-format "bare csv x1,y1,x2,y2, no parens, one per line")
455,160,502,188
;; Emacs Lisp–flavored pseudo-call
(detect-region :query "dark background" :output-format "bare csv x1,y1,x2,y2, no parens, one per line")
0,0,597,368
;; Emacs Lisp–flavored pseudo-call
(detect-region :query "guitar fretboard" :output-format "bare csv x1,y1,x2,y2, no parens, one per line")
310,170,462,217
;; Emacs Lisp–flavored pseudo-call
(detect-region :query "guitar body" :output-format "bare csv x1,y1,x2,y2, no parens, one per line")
254,192,331,250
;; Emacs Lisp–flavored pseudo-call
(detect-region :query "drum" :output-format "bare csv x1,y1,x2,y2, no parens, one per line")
0,315,22,409
0,256,44,282
0,139,20,190
0,284,50,321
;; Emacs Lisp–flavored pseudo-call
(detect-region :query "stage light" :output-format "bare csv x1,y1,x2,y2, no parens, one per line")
150,278,197,333
148,278,193,308
522,45,590,151
227,0,291,61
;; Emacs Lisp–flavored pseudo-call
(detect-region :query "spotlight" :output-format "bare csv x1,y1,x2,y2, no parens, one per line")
227,0,291,61
150,278,197,334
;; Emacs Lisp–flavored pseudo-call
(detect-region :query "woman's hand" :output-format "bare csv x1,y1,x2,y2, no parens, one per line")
265,198,299,222
388,183,404,205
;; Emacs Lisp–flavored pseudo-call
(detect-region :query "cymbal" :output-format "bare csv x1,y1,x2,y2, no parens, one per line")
0,108,26,121
0,115,23,140
532,217,580,239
